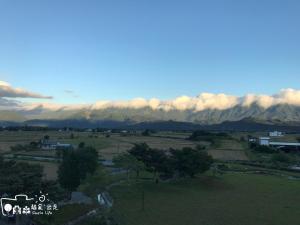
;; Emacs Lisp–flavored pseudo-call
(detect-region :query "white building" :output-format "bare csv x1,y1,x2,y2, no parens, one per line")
40,139,72,150
259,137,271,146
259,137,300,148
269,131,284,137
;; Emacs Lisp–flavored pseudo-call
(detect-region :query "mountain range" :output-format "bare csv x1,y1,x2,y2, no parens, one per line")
1,103,300,130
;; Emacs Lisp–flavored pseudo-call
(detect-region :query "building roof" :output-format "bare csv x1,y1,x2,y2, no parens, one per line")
259,137,270,140
269,142,300,147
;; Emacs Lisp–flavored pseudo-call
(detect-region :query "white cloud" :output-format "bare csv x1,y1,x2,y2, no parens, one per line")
2,87,300,112
241,89,300,108
90,89,300,111
91,93,239,111
0,81,11,87
0,81,52,99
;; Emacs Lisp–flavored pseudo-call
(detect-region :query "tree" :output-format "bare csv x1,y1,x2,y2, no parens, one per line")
128,143,152,163
58,146,99,193
0,159,44,196
142,129,152,136
78,142,85,148
170,147,213,178
58,151,81,192
77,146,98,179
254,145,275,153
44,135,50,140
129,143,165,174
113,153,145,181
196,144,206,150
187,131,216,144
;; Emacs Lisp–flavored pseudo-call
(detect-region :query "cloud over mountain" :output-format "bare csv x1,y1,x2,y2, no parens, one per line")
1,83,300,114
0,81,52,99
89,89,300,112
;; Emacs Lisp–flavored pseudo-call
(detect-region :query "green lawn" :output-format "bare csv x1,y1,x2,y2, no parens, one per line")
33,204,97,225
111,173,300,225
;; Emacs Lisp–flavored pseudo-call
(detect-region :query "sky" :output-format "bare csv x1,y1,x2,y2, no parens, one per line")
0,0,300,106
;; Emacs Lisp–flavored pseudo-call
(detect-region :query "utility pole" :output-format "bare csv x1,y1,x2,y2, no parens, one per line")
142,188,145,211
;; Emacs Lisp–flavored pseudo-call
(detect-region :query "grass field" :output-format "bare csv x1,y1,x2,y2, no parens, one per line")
208,149,248,161
111,173,300,225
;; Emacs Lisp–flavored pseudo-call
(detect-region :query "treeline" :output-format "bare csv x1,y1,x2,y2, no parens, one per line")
187,130,231,146
113,143,214,182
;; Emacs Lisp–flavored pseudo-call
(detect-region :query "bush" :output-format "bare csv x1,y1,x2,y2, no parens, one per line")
196,144,206,150
272,153,291,164
254,145,275,153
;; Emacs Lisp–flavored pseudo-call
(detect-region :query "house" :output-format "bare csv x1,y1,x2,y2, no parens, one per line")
248,137,257,143
40,139,58,150
269,131,284,137
259,137,270,146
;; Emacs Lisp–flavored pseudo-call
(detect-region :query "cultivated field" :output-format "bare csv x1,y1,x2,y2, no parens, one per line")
4,130,300,180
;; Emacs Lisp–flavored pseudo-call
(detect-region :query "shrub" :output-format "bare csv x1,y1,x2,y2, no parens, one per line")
272,153,291,164
254,145,275,153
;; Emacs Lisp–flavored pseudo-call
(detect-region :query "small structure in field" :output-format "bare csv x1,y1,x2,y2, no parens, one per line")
269,131,284,137
259,137,270,146
97,192,113,208
39,139,73,150
248,137,257,143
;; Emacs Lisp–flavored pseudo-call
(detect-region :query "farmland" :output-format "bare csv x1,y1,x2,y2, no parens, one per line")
2,130,300,180
0,130,248,161
1,129,300,225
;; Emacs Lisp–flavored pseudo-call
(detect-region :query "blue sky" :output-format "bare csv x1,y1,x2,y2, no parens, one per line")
0,0,300,104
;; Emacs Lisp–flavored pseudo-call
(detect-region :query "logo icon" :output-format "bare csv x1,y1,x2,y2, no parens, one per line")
1,192,58,217
1,194,34,217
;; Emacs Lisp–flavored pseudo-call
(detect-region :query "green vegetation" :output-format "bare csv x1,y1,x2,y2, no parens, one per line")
170,147,213,177
113,152,145,181
253,145,276,153
272,152,291,164
0,156,65,201
34,204,97,225
1,130,300,225
127,143,213,180
58,145,98,192
111,173,300,225
10,142,39,152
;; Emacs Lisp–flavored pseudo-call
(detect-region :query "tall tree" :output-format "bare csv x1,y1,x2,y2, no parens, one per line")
77,146,99,179
171,147,213,178
58,146,99,192
58,151,81,192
